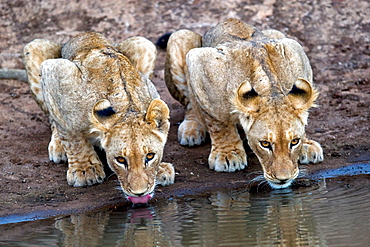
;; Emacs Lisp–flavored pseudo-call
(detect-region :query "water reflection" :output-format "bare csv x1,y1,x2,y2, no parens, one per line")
55,211,110,247
1,177,370,246
54,204,180,247
198,189,324,246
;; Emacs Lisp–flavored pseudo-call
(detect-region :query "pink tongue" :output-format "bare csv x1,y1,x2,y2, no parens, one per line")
127,194,152,204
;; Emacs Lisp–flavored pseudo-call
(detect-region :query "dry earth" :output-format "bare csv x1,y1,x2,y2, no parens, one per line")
0,0,369,220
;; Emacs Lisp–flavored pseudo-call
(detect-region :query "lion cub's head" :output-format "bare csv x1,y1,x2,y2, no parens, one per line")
235,78,318,188
90,98,170,202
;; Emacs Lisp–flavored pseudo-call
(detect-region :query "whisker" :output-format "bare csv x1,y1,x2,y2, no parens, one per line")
247,176,261,187
247,174,266,192
298,165,309,178
256,180,269,193
245,171,264,178
113,180,125,193
251,175,265,183
116,186,124,192
106,173,116,180
290,165,317,188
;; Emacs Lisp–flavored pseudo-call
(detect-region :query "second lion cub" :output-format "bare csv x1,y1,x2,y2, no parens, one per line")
165,19,323,189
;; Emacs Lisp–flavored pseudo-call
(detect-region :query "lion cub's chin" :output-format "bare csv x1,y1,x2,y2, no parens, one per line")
267,180,294,189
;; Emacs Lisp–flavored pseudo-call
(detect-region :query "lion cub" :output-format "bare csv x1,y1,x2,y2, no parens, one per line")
165,19,323,189
23,32,174,203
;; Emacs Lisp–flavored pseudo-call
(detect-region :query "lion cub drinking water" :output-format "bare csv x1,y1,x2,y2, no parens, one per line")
23,32,174,203
165,18,323,189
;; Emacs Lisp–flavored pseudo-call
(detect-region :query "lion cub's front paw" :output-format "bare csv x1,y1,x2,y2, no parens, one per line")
48,135,67,163
299,139,324,164
178,119,206,146
156,162,175,186
67,163,106,187
208,148,247,172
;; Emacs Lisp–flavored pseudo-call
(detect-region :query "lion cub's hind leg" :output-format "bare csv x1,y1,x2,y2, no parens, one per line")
299,138,324,164
48,122,67,163
23,39,61,113
165,30,207,146
156,162,175,186
177,108,207,146
23,39,67,164
114,37,157,80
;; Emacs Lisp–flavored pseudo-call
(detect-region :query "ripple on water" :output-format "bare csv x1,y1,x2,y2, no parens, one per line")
1,164,369,246
205,178,370,247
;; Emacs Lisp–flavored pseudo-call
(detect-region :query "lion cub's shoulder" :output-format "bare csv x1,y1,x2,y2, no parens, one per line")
203,18,266,47
200,18,313,98
61,32,112,60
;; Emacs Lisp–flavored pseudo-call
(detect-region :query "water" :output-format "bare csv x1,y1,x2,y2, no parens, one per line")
1,164,370,247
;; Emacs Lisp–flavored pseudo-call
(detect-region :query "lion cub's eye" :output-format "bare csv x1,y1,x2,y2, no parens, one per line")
290,138,300,148
146,153,155,162
115,156,127,166
260,141,272,150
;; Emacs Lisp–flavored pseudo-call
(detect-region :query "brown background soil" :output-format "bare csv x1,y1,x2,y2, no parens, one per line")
0,0,369,220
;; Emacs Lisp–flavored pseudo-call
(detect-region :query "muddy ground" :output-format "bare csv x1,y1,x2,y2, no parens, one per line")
0,0,369,221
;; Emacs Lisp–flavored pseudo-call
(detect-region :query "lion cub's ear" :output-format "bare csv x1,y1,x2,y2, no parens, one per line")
91,99,118,130
235,80,261,114
287,78,318,110
145,99,170,133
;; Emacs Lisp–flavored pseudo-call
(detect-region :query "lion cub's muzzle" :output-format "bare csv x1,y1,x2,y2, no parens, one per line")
264,168,299,189
119,179,156,204
122,188,154,204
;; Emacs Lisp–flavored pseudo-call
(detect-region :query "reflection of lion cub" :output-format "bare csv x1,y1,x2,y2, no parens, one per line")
165,19,323,188
23,32,174,203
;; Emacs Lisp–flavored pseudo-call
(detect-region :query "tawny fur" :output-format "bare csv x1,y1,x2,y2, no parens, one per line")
23,32,174,199
165,18,323,188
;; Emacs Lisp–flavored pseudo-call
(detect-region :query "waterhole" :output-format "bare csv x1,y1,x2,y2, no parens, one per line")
1,163,369,246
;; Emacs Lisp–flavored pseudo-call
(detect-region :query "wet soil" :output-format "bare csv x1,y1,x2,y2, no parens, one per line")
0,0,369,220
